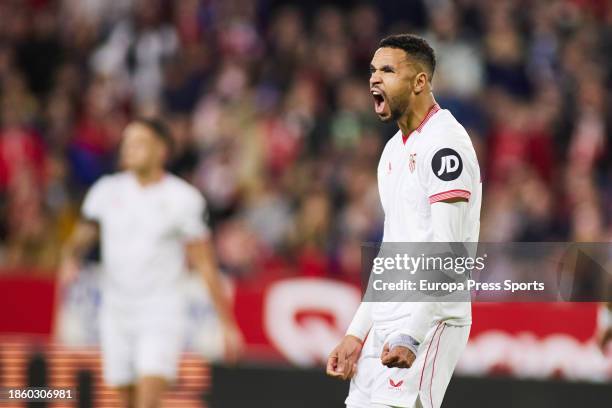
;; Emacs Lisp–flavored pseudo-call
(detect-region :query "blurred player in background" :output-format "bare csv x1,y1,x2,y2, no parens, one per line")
59,118,243,408
327,34,481,408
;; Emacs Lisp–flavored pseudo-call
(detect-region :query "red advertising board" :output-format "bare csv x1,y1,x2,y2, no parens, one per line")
0,273,610,381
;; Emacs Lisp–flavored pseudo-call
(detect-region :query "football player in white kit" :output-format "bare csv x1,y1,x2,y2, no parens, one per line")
326,34,481,408
59,118,243,408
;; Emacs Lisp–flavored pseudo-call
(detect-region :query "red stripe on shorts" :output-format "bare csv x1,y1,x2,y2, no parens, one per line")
429,324,447,408
418,322,442,391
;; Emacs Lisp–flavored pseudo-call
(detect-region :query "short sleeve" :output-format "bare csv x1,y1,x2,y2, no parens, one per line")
419,136,476,204
82,177,110,221
178,189,210,241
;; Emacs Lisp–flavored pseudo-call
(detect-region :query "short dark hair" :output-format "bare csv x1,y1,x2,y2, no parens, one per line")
132,117,174,154
379,34,436,80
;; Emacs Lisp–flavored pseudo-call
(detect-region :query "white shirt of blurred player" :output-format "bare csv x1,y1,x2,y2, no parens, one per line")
82,172,209,306
374,104,482,323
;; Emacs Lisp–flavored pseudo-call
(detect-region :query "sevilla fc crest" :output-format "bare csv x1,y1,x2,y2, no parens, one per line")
409,153,417,173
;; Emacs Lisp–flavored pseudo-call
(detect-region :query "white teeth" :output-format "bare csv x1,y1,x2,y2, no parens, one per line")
372,90,381,96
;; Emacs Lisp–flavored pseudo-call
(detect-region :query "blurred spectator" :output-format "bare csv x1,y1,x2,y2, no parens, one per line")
69,77,127,187
424,0,484,98
90,0,178,108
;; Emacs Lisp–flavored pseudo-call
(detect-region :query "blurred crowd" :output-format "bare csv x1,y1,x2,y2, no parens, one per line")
0,0,610,282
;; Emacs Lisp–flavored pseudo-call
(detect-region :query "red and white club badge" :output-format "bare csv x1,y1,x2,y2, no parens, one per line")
409,153,417,173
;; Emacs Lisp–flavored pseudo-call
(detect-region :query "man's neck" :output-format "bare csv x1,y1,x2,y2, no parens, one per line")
397,93,437,136
133,168,165,187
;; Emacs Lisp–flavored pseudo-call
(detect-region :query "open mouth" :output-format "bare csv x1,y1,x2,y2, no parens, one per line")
371,89,387,115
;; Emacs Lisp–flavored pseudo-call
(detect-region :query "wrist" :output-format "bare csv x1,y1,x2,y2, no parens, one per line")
386,332,420,356
346,334,364,345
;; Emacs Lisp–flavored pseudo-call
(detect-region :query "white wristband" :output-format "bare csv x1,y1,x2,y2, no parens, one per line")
386,332,420,356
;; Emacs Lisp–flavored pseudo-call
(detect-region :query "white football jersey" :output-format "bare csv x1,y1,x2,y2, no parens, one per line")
82,172,210,307
373,104,482,325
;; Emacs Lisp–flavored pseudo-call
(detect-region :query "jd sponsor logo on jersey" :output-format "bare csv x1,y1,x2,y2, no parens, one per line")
432,148,462,181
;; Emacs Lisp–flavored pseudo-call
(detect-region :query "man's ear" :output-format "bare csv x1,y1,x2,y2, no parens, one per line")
413,71,429,94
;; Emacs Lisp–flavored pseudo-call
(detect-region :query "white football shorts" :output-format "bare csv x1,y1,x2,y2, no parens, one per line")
346,318,470,408
99,298,186,386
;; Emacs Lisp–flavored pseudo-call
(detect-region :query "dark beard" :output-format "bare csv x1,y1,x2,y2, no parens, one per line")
378,96,407,123
385,101,404,123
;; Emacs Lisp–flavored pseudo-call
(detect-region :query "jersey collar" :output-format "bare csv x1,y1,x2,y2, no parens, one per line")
402,103,441,144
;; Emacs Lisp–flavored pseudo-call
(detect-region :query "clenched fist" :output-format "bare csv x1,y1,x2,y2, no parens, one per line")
381,343,416,368
326,335,363,380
